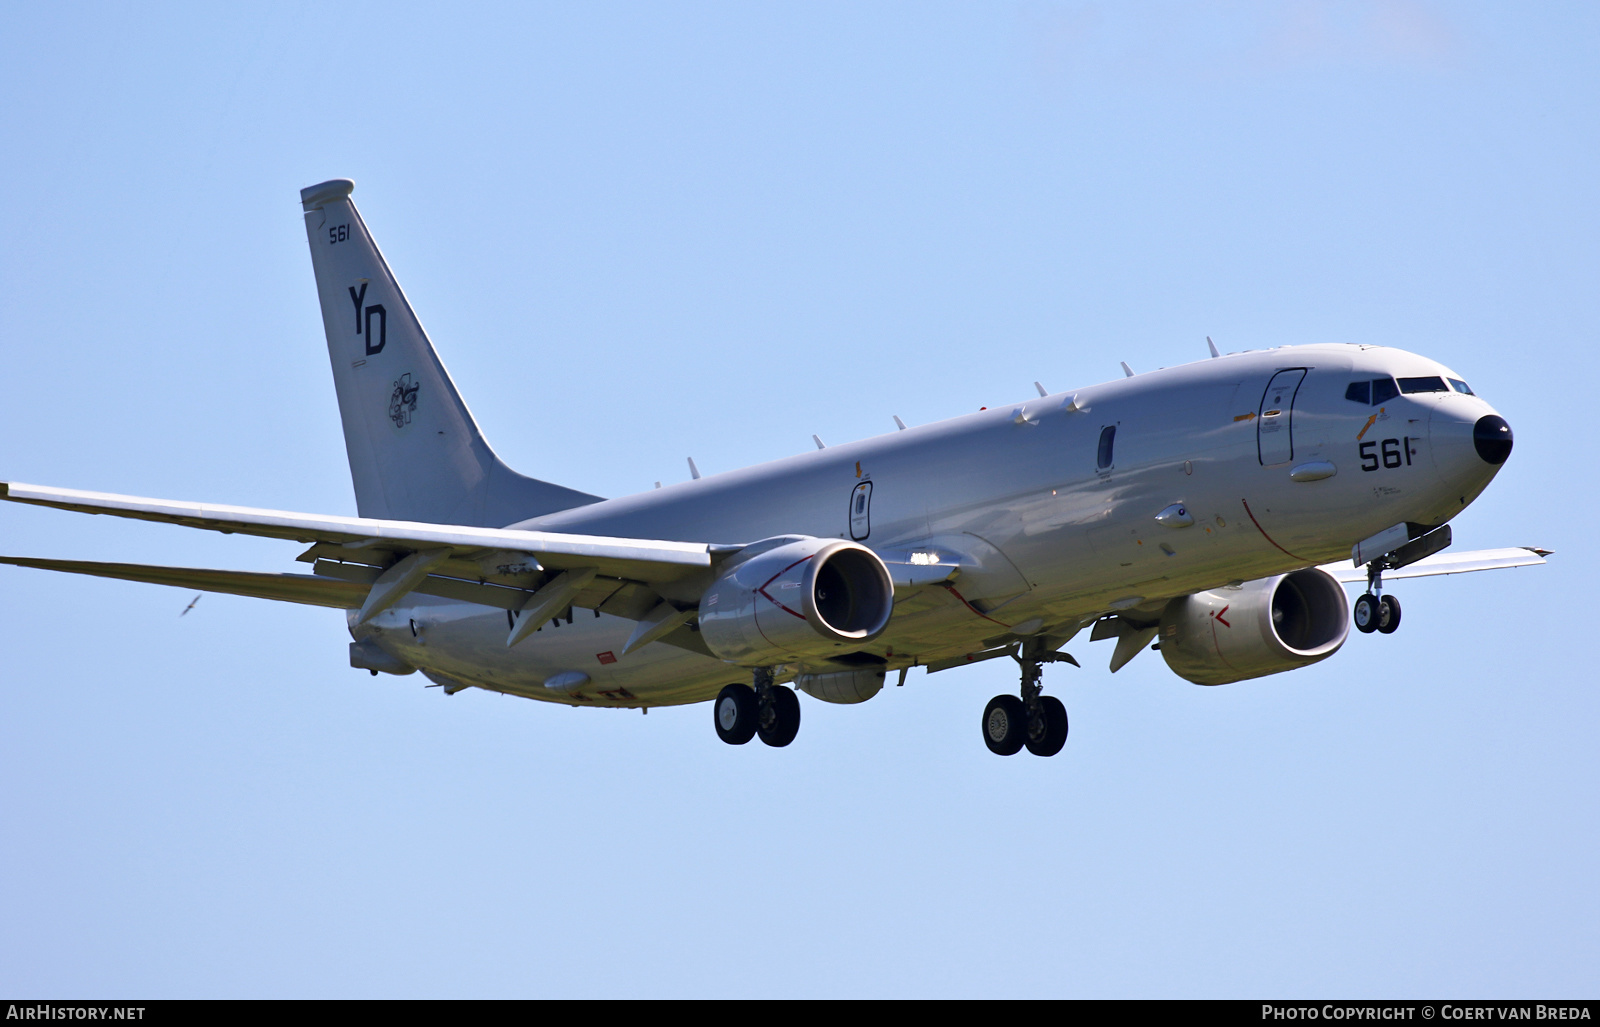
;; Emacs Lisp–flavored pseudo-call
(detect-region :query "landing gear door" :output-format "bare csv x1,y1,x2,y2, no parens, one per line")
849,481,872,540
1257,368,1307,466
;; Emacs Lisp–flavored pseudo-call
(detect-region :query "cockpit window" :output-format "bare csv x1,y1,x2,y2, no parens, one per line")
1346,377,1402,405
1449,378,1474,395
1399,376,1448,394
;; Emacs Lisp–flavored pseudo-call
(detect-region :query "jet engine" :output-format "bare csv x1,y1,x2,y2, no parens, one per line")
699,537,894,665
1159,568,1349,685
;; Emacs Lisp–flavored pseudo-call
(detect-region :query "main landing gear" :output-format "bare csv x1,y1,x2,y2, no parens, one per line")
1353,563,1402,636
714,667,801,748
982,643,1077,757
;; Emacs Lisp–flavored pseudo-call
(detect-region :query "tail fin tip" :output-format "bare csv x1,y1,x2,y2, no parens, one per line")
301,179,355,211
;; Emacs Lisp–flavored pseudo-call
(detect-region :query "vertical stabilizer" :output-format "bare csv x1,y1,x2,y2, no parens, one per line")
300,179,601,527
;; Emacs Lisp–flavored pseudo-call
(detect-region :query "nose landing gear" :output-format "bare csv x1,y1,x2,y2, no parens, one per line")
982,643,1077,757
1354,563,1404,635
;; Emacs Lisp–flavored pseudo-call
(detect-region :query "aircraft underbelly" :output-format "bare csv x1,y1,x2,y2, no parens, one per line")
365,599,740,707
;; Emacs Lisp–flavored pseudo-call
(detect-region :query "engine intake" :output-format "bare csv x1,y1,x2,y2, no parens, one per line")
699,537,894,665
1159,568,1349,685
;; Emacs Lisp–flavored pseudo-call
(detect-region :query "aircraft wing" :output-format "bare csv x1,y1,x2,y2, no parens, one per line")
0,480,741,651
0,481,719,584
1319,546,1550,583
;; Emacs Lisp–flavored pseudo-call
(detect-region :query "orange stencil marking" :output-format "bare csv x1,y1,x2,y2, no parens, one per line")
1356,409,1382,440
1233,412,1257,422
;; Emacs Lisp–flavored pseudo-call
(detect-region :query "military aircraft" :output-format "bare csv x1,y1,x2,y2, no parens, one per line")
0,179,1545,756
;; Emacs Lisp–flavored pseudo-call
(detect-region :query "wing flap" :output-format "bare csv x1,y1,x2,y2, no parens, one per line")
0,556,369,609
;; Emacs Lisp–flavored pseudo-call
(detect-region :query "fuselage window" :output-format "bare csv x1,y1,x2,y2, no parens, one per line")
1097,425,1116,471
1345,381,1371,405
1449,378,1475,395
1399,376,1448,394
1371,377,1399,405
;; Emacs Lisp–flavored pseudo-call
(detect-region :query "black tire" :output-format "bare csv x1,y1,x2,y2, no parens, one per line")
1377,594,1402,634
757,686,802,748
982,695,1027,756
714,683,758,745
1353,593,1380,634
1025,696,1069,757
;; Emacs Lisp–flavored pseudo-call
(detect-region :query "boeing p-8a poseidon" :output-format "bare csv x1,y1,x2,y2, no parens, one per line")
0,180,1545,756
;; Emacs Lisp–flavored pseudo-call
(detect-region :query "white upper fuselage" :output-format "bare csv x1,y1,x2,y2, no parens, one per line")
360,342,1506,706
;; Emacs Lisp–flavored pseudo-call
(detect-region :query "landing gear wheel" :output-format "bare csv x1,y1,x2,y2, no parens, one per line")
1025,696,1069,757
714,684,758,745
1353,593,1380,634
1377,594,1402,634
757,685,801,747
982,695,1027,756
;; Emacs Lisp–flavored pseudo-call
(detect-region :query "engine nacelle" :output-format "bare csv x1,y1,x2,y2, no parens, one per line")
699,537,894,665
1159,568,1349,685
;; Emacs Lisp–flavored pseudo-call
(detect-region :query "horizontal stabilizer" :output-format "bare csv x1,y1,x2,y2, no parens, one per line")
1321,546,1550,583
0,556,369,609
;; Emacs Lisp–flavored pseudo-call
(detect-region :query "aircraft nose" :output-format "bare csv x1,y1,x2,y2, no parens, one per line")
1473,415,1513,465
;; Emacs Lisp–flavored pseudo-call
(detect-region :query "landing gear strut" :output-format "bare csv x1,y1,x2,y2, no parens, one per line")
1354,562,1403,635
714,667,801,748
982,642,1076,757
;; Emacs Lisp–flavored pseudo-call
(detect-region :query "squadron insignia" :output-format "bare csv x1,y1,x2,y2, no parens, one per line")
388,373,419,428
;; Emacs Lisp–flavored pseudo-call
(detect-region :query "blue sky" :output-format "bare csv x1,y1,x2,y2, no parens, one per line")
1,1,1595,997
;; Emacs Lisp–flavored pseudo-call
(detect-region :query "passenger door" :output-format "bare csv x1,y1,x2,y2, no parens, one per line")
1257,369,1307,466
